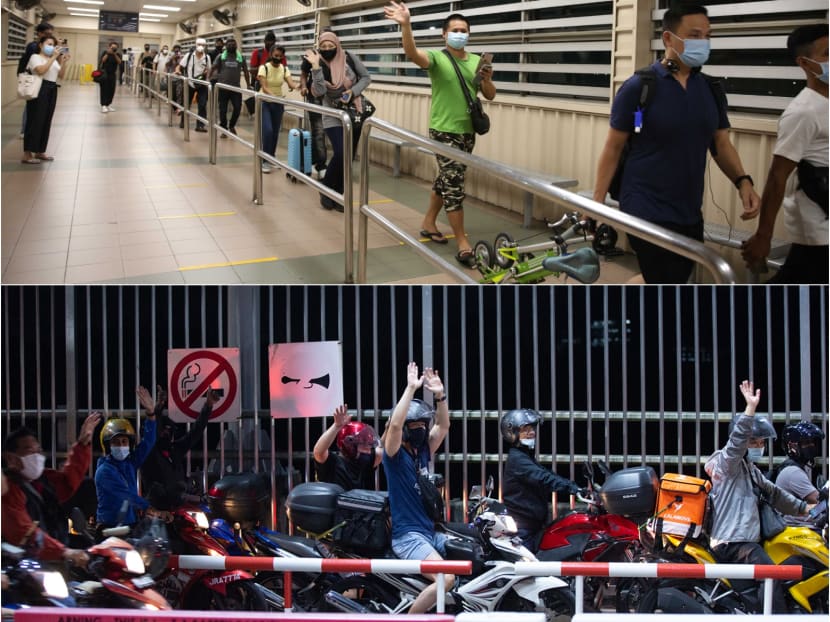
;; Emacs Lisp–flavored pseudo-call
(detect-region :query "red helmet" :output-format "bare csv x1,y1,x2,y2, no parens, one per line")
336,422,379,461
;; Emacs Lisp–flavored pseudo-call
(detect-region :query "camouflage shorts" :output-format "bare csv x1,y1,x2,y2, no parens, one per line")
429,129,475,212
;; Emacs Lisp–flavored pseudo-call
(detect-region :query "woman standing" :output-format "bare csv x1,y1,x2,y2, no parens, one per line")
257,45,298,173
99,41,121,113
22,35,67,164
306,32,371,211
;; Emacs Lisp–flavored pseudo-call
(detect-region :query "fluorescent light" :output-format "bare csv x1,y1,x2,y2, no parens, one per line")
140,17,161,21
139,12,167,17
67,7,99,11
143,4,181,10
69,12,97,16
63,0,105,4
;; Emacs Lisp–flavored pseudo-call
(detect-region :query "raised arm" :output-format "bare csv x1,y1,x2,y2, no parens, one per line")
313,404,350,463
422,367,449,454
384,362,423,457
384,2,430,69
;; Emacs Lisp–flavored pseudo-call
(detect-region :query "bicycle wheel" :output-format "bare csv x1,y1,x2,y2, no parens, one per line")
493,232,516,268
474,240,495,269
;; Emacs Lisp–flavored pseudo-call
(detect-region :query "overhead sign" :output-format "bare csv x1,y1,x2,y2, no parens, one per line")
268,341,343,419
168,348,240,423
99,10,139,32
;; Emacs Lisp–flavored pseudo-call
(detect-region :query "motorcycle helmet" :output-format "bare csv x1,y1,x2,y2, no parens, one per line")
728,413,777,440
336,421,379,461
500,409,541,446
781,421,825,464
401,399,434,444
100,418,136,453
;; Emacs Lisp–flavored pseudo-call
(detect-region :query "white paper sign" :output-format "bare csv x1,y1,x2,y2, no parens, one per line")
268,341,344,419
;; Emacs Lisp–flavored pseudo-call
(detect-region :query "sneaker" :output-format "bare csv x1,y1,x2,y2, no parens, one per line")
220,132,227,139
102,106,109,113
19,133,24,140
261,163,271,174
316,167,327,181
107,105,116,111
229,127,237,136
194,125,207,133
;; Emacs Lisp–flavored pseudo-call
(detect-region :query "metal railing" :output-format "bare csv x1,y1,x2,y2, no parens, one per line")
356,118,737,285
137,68,357,284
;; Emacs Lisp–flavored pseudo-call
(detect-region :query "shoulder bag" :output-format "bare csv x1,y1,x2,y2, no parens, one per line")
752,476,786,540
17,71,42,100
442,49,490,135
415,454,445,523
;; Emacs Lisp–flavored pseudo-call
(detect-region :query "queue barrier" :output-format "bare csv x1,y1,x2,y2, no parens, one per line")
135,68,357,284
168,554,472,613
10,610,458,622
513,560,802,618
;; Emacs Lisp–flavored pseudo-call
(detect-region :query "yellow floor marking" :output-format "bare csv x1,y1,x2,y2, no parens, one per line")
159,211,236,219
178,256,278,272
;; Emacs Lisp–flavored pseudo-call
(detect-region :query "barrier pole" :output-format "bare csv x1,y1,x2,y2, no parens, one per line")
253,94,263,204
341,112,354,284
575,575,584,616
763,578,773,616
285,570,293,611
183,79,190,142
208,83,217,165
167,75,174,127
437,572,445,613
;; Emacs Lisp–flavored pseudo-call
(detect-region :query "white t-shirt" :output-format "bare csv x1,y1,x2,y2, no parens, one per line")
179,51,211,80
773,87,829,245
154,51,172,74
27,53,60,83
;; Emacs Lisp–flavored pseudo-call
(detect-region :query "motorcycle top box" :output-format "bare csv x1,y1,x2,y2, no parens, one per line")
598,466,658,518
207,472,271,525
286,482,344,534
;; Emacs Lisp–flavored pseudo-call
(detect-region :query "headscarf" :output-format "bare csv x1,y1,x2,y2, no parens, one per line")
318,31,349,90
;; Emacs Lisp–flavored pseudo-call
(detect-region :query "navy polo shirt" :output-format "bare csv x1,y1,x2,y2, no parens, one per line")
610,61,730,226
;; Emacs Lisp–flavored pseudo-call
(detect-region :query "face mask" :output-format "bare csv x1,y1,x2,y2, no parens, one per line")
227,46,237,54
43,45,55,56
407,427,428,449
111,446,130,461
320,48,337,62
19,453,46,481
446,32,469,50
162,49,168,54
746,447,765,462
805,58,829,84
355,452,373,469
271,57,282,65
196,45,204,53
670,33,710,68
519,438,536,450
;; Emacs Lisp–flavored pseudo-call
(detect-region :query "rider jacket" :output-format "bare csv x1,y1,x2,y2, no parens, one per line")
503,445,579,536
1,441,91,560
705,414,806,549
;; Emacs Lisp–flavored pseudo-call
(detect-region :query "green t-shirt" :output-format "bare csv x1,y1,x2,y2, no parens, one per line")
426,49,481,135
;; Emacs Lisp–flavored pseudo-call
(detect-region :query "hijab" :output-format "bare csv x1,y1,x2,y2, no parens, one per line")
318,31,364,112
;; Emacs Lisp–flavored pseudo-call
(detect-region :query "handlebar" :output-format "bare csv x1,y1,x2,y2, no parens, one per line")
101,525,131,538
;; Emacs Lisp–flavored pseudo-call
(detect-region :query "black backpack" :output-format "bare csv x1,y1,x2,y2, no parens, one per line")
608,66,727,201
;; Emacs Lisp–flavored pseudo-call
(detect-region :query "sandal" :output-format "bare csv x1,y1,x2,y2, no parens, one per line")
420,229,449,244
35,153,54,161
21,156,40,164
455,249,476,268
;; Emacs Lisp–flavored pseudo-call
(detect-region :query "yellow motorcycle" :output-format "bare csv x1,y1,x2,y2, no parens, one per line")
764,517,828,613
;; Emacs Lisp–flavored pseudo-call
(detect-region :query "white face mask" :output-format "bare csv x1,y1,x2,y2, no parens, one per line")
20,453,46,481
196,45,205,53
746,447,765,462
519,438,536,450
110,446,130,461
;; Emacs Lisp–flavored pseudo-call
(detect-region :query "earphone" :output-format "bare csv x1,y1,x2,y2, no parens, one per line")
665,58,679,73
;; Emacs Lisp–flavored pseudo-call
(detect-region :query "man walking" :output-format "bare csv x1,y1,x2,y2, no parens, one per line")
742,24,828,284
176,38,211,132
384,3,496,267
591,4,760,283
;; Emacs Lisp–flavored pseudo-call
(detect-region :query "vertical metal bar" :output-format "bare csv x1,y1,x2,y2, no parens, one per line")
657,286,665,475
372,286,380,482
496,291,503,418
342,114,354,284
102,288,109,418
584,287,592,480
621,288,628,466
531,288,540,411
422,287,434,382
49,289,57,465
151,287,157,410
269,288,277,527
575,576,585,616
765,287,774,426
747,287,755,383
783,292,791,419
35,291,42,443
763,578,773,615
85,287,92,424
254,94,263,205
693,288,701,476
472,288,483,495
639,288,646,465
3,290,11,432
65,288,79,470
729,287,737,417
603,286,610,463
19,291,25,426
118,288,123,415
799,286,812,421
303,286,310,483
674,288,682,471
286,287,292,495
183,80,191,142
821,289,828,481
549,287,556,469
203,288,211,484
167,77,174,127
209,84,217,165
567,288,575,479
712,286,720,452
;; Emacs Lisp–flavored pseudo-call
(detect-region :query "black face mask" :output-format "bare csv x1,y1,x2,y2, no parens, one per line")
227,46,237,54
145,47,150,52
407,427,428,450
271,57,282,65
319,48,337,62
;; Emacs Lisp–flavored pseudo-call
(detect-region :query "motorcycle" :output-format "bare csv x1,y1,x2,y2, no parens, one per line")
1,542,75,612
320,485,575,621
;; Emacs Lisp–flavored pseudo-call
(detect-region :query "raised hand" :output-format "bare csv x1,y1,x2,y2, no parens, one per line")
422,367,444,396
78,411,104,445
155,384,168,409
384,1,411,25
406,361,424,390
136,385,156,413
304,48,320,69
739,379,761,415
332,404,350,428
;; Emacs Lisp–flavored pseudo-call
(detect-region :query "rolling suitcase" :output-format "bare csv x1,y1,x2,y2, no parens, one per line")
287,128,312,180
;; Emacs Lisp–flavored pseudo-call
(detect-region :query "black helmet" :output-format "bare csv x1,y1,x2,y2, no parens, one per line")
728,413,777,440
401,399,433,444
500,409,541,446
782,421,825,463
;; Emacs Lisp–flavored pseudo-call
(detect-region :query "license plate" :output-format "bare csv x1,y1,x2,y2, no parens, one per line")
132,575,155,589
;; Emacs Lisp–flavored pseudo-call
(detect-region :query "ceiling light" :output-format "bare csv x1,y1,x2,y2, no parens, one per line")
63,0,105,4
67,6,99,11
143,4,181,10
69,12,98,16
140,17,161,21
139,12,167,17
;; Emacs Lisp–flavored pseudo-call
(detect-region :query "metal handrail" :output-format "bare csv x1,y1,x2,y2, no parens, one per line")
356,118,737,284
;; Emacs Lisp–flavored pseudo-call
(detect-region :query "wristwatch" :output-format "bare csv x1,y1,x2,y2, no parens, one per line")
734,175,754,189
434,394,447,403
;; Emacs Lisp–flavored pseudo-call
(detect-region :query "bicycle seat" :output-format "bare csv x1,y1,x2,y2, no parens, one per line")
541,247,600,284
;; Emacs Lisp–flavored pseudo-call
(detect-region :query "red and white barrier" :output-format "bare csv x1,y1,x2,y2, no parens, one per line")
10,609,456,622
514,561,803,617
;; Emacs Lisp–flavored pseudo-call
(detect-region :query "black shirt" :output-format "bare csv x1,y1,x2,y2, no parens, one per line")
314,450,376,491
101,51,120,75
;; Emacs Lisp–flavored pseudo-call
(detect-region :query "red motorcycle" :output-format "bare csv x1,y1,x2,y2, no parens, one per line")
536,462,658,611
155,503,282,611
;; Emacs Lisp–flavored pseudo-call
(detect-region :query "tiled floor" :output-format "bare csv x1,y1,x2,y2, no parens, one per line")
2,83,640,284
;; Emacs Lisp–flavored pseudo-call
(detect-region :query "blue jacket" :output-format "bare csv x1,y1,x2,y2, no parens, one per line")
95,418,156,526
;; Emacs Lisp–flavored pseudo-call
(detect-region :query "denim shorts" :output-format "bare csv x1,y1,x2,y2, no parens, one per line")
391,531,449,560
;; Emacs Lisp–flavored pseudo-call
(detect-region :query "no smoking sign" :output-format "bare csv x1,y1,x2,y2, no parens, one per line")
168,348,241,423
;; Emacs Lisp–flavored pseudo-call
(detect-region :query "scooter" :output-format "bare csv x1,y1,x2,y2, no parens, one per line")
1,542,75,613
323,488,575,621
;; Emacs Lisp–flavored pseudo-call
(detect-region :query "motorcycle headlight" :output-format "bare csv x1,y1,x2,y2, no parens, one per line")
39,570,69,599
188,511,210,530
124,549,146,575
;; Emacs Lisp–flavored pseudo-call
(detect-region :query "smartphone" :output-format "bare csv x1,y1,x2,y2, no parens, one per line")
62,47,70,55
340,92,351,103
477,52,494,71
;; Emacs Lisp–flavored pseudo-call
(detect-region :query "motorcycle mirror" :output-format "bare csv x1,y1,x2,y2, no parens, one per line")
597,460,612,478
69,507,88,535
486,475,494,494
582,461,595,482
817,475,827,489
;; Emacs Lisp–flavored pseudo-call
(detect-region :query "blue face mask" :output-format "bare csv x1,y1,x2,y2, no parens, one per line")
111,446,130,461
805,58,829,84
746,447,765,462
43,45,55,56
670,32,710,68
446,32,469,50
